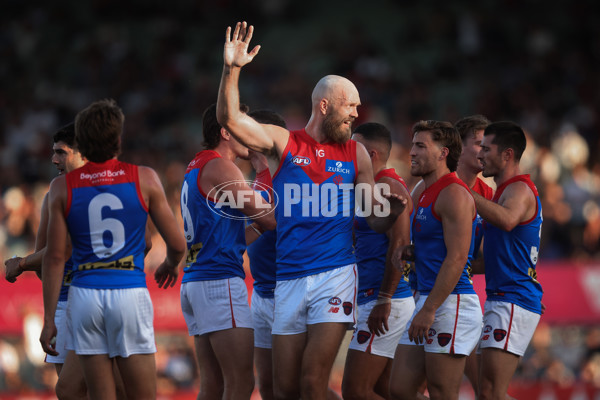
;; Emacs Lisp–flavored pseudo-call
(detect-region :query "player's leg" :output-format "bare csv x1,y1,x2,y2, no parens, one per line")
478,348,519,400
79,354,117,400
373,360,393,399
342,348,390,400
209,327,255,400
478,301,540,400
463,349,480,397
112,358,128,400
114,354,157,399
301,322,348,400
423,293,483,400
389,344,426,400
424,353,466,400
272,332,306,400
194,334,224,399
252,291,275,400
255,347,274,400
105,288,157,399
55,351,87,400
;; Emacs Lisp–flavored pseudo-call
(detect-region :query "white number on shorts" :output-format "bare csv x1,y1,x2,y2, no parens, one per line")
88,193,126,259
181,181,194,243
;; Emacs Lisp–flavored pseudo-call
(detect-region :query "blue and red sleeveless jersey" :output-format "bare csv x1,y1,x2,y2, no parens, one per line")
272,129,357,280
180,150,246,282
65,159,148,289
472,177,494,257
247,169,276,298
411,173,477,295
483,175,543,314
354,168,413,305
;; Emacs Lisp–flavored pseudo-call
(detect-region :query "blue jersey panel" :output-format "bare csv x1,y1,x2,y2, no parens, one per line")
272,130,357,280
181,152,246,282
483,175,543,314
66,161,148,289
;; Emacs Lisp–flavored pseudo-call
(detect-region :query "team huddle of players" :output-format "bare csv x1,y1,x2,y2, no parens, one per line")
4,21,543,400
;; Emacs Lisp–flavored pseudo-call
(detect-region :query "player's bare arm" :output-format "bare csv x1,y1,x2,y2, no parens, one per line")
138,166,186,289
40,176,69,356
202,157,276,231
409,184,474,344
472,181,535,231
217,21,289,154
356,143,407,233
368,176,412,336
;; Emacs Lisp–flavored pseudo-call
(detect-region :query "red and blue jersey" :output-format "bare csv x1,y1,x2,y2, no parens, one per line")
272,129,357,280
354,168,413,305
472,177,494,256
181,150,246,283
65,160,148,289
411,173,477,295
247,169,276,298
483,175,543,314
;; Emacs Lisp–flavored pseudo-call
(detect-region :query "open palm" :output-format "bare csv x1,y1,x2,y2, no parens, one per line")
224,21,261,68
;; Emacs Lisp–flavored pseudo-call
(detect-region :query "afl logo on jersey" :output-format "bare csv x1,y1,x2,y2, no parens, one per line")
292,156,311,166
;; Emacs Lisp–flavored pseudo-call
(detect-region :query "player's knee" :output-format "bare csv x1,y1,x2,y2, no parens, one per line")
273,386,300,400
258,378,274,400
341,378,367,400
389,381,415,400
55,377,86,400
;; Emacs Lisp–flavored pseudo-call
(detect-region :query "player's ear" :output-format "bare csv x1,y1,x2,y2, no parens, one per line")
220,127,230,141
319,99,328,116
504,148,513,161
439,147,449,160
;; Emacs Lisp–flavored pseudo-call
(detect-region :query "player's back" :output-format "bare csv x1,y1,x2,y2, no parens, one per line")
65,159,148,289
181,150,246,282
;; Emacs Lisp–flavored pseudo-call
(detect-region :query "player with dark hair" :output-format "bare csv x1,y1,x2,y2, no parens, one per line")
471,121,543,400
40,99,186,399
390,120,482,400
342,122,415,400
180,103,275,399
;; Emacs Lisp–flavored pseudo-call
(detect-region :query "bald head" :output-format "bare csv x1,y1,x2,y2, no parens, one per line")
311,75,359,108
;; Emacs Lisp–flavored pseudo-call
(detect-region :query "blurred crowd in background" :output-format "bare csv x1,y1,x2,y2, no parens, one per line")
1,0,599,396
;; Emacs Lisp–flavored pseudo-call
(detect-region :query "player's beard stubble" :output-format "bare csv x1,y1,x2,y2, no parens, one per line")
322,112,353,144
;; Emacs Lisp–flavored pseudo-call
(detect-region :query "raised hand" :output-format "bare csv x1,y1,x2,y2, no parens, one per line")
224,21,261,68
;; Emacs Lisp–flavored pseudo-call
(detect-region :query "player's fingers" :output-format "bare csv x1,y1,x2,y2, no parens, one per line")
232,22,241,40
248,45,261,58
244,24,254,43
239,21,247,39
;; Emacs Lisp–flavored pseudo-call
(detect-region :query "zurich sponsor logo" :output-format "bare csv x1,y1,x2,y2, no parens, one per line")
325,159,351,175
292,156,311,166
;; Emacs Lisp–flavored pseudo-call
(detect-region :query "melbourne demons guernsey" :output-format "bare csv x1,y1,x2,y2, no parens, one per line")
483,175,543,314
411,173,476,295
472,177,494,255
354,168,413,305
65,160,148,289
273,129,357,280
181,150,246,283
247,169,276,298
